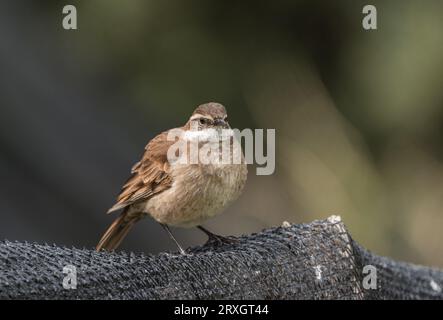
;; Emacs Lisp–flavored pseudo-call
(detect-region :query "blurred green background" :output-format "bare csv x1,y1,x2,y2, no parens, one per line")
1,0,442,267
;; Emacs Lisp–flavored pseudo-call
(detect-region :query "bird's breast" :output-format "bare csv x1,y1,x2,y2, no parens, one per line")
145,162,247,227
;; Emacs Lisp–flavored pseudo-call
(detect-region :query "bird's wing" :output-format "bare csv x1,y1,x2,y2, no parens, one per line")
107,131,176,213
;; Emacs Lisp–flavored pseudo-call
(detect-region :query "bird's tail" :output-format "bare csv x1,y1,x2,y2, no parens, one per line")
96,209,140,251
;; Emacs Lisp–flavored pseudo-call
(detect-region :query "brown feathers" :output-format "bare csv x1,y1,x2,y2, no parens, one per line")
96,209,141,251
192,102,227,119
97,102,247,253
107,131,175,214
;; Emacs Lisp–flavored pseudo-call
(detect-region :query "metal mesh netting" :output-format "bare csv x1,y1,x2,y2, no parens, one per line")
0,216,442,299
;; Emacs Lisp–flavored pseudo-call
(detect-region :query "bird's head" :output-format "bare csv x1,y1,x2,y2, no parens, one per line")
187,102,229,130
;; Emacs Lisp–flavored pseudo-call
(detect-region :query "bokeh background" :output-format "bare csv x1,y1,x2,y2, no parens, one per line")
1,0,442,267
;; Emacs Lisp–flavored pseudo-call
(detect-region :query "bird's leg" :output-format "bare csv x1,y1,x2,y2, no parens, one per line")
197,226,237,245
161,224,186,255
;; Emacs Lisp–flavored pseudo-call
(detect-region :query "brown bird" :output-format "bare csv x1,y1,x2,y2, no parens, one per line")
96,102,247,254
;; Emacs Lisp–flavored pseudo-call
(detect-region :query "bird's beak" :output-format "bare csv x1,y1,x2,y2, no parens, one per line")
214,119,229,128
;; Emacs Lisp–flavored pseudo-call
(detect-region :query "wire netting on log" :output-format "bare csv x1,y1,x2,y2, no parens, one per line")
1,216,442,299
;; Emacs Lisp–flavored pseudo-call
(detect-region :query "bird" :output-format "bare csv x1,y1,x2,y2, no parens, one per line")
96,102,248,254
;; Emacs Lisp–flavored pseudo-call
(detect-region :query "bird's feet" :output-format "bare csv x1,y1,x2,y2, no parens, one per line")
206,234,238,246
197,226,238,246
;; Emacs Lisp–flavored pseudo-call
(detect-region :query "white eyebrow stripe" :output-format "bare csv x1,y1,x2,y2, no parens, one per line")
190,114,213,121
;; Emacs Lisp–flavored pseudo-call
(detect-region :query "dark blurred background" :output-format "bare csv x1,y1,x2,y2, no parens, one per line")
1,0,442,267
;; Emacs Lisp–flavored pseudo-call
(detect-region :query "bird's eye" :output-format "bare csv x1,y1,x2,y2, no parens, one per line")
199,118,208,125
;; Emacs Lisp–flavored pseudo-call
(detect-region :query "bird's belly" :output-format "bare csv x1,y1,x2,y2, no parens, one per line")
144,163,247,227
